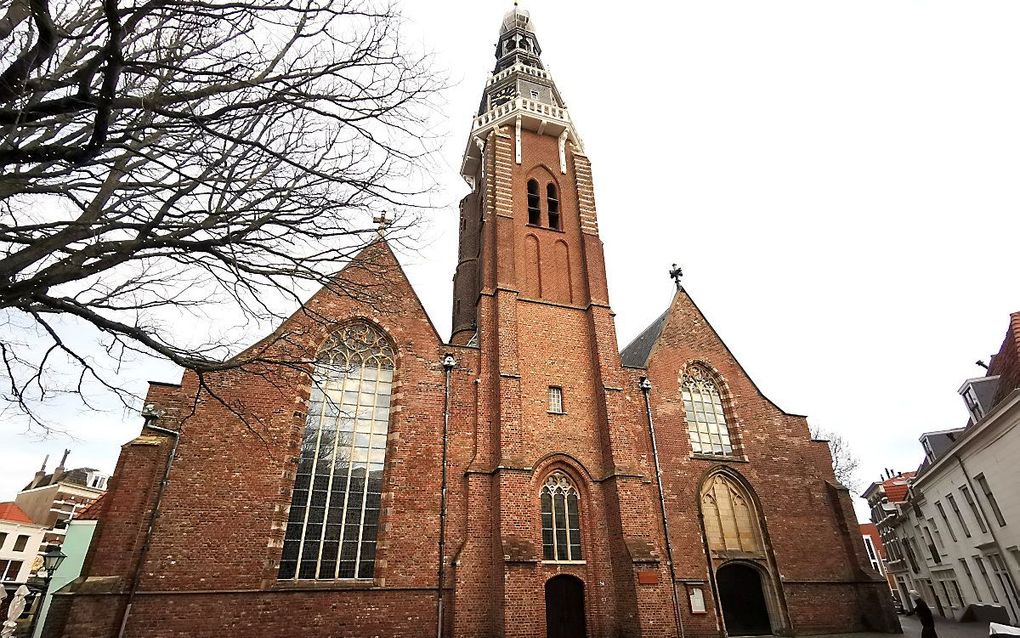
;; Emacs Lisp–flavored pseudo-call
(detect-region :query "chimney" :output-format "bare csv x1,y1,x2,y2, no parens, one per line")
54,449,70,480
30,454,49,489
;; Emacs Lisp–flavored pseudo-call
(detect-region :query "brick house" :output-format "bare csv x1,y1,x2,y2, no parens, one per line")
46,8,898,638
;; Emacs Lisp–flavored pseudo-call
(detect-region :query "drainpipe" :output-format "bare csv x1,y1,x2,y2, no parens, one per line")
639,377,685,638
117,422,180,638
437,354,456,638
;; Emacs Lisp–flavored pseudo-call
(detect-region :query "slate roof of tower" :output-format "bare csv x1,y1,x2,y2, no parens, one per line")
22,467,99,491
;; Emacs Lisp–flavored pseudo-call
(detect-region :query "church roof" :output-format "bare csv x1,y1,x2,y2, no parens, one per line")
619,285,806,417
620,309,669,368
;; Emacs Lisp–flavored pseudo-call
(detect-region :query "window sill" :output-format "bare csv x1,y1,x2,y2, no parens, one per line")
690,453,748,463
525,223,565,234
541,560,586,565
271,578,377,591
547,410,566,415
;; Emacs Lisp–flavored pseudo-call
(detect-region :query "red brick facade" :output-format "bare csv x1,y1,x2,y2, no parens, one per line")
47,9,899,638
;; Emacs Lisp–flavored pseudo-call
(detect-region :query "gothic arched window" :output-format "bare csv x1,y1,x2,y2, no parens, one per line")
527,179,541,225
279,321,395,580
682,364,734,456
541,472,582,561
700,473,764,557
546,182,560,230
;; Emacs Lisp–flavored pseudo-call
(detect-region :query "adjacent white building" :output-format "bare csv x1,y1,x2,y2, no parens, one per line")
0,502,47,585
871,312,1020,624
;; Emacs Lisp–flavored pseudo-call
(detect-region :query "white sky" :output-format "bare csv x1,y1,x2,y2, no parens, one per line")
5,1,1020,523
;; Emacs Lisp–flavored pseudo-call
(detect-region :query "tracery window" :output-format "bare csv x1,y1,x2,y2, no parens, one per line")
682,364,734,456
279,321,395,580
700,473,763,557
541,472,582,561
527,179,541,225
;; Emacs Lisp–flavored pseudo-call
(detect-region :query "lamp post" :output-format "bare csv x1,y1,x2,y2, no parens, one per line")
27,544,66,637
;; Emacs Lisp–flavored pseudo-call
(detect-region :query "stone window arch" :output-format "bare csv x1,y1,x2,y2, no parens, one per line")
279,320,395,580
701,472,764,558
682,363,735,456
541,471,583,561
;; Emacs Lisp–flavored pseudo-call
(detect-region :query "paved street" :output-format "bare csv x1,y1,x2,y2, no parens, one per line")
814,614,995,638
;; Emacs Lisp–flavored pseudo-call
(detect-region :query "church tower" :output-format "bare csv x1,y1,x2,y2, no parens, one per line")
449,8,674,637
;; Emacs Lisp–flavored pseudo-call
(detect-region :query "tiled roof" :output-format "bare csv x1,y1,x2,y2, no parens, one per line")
882,472,915,503
75,493,107,521
0,501,34,525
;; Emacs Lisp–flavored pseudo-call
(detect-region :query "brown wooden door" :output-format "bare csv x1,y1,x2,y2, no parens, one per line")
545,575,587,638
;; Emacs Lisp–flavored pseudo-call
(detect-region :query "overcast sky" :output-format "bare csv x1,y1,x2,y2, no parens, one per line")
4,1,1020,522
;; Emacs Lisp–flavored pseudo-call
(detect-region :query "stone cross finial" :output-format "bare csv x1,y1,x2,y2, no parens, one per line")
669,263,683,291
372,213,392,237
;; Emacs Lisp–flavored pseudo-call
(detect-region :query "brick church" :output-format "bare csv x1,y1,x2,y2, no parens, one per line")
47,7,898,638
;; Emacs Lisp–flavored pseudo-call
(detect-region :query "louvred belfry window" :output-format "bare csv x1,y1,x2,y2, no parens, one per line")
682,364,734,456
546,183,560,230
527,179,541,225
279,321,395,580
541,472,582,561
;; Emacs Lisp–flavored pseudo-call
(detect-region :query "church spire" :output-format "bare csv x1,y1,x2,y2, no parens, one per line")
494,5,543,72
461,6,582,178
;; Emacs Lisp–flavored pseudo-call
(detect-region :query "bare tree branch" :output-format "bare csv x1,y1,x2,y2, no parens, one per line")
0,0,443,429
810,424,863,492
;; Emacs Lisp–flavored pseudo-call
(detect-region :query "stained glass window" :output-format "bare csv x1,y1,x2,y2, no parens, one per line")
279,321,395,580
541,472,582,561
682,364,734,456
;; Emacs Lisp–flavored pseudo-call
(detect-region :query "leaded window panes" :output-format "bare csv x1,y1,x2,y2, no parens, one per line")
682,364,734,456
279,321,395,581
548,386,563,414
541,472,582,561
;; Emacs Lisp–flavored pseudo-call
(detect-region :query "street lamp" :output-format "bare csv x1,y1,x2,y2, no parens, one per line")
27,545,66,637
40,545,66,577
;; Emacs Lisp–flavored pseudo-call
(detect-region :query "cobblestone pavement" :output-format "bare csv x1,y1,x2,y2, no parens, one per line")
811,614,996,638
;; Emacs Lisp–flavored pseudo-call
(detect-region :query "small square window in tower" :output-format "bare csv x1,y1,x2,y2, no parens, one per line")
548,386,563,414
527,179,541,225
546,183,560,229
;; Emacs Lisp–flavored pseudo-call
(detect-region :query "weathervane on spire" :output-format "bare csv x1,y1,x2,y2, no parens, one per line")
669,263,683,291
373,212,393,238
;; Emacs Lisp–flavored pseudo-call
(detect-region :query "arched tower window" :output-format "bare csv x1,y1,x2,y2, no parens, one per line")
546,182,560,230
279,321,395,580
682,364,734,456
527,179,541,225
541,472,582,561
700,473,764,557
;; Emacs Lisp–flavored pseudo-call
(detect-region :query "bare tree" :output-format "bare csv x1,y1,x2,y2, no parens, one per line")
0,0,441,427
810,425,862,492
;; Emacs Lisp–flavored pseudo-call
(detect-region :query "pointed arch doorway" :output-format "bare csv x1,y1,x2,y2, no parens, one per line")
545,575,587,638
700,471,785,636
716,563,772,635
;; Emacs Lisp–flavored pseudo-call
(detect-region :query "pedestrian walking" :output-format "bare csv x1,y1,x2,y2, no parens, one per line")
909,590,938,638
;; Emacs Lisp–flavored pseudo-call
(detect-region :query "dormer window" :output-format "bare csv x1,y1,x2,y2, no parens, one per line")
546,183,560,230
963,386,983,421
958,375,999,423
